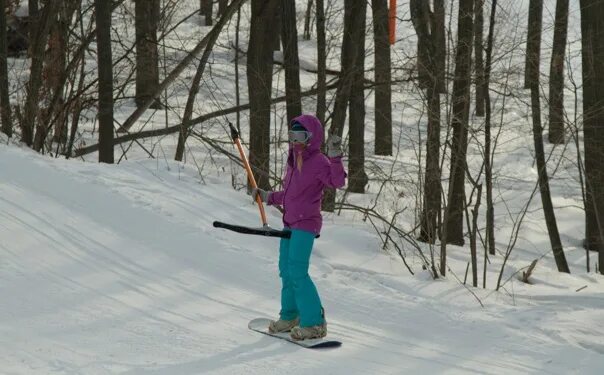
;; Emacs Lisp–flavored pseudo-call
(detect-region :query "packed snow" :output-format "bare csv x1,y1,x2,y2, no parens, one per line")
1,134,603,374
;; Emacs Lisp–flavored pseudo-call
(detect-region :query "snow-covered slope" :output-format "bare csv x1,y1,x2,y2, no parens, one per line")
1,142,603,374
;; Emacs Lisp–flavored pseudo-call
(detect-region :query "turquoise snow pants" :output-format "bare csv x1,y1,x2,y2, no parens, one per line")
278,229,324,327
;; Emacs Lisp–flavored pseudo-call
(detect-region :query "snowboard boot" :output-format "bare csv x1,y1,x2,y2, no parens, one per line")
268,317,299,333
290,308,327,341
290,322,327,341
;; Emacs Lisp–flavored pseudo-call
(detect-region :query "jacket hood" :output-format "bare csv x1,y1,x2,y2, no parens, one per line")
290,114,324,153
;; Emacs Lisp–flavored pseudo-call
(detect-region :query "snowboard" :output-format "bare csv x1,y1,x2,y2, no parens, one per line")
248,318,342,349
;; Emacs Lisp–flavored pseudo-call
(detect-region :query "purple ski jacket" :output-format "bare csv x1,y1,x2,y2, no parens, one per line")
267,115,347,235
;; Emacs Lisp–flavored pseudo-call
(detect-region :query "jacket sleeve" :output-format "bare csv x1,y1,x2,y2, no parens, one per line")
267,165,291,206
267,190,284,206
318,156,347,189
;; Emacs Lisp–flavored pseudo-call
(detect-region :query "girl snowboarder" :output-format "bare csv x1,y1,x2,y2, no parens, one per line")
252,114,347,340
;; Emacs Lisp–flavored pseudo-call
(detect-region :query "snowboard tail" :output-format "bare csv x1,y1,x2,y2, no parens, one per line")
248,318,341,349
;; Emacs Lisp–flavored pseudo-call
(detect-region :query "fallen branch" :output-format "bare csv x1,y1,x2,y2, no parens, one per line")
73,81,340,157
521,259,538,284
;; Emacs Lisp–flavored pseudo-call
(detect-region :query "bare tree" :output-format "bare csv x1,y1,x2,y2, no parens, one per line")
315,0,326,124
323,0,366,210
95,0,114,163
200,0,212,26
0,0,12,137
580,0,604,273
524,0,541,89
33,0,79,151
49,2,74,145
442,0,473,250
372,0,392,156
410,0,443,243
272,2,281,51
484,0,497,255
548,0,569,144
348,0,368,193
21,1,58,147
526,0,569,273
135,0,161,109
75,0,250,157
27,0,38,56
175,0,243,161
330,0,367,137
248,0,280,189
474,0,485,117
304,0,313,40
413,1,444,93
218,0,228,16
281,0,302,123
117,0,248,135
434,0,446,93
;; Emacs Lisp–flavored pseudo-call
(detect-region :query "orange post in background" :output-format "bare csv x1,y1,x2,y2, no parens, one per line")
389,0,396,45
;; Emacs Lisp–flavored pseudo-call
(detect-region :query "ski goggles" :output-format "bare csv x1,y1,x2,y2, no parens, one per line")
288,130,312,144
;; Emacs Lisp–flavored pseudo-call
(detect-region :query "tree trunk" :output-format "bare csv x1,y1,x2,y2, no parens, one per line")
200,0,212,26
484,0,497,255
135,0,161,110
433,0,446,93
28,0,38,57
329,0,356,138
474,0,485,117
66,8,87,160
443,0,473,249
273,2,281,51
218,0,228,16
524,0,542,89
410,0,443,243
414,1,431,89
51,3,73,145
419,86,442,243
548,0,569,144
469,184,482,286
526,0,569,273
348,0,368,193
315,0,326,125
21,1,58,147
281,0,302,123
34,1,78,151
372,0,392,156
413,0,445,93
66,2,87,158
530,84,570,273
304,0,314,40
248,0,279,190
580,0,604,273
0,0,12,137
33,7,63,151
95,0,114,163
322,0,360,211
